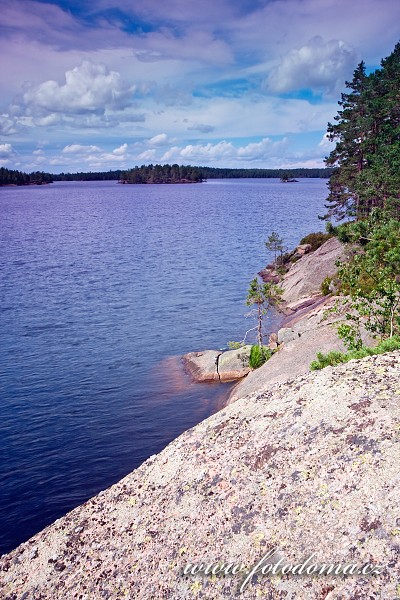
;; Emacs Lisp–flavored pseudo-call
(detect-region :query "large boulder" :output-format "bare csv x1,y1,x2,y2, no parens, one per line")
1,351,399,599
217,345,252,382
183,350,220,382
183,347,253,382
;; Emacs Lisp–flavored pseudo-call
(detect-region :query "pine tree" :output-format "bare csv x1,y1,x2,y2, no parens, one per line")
324,61,370,220
323,43,400,222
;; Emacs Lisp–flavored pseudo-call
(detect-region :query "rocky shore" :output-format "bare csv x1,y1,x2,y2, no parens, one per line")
1,237,399,599
1,351,399,599
184,236,348,399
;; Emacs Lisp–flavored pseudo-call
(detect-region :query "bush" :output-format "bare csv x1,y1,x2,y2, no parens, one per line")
310,336,400,370
277,251,294,266
321,276,332,296
249,345,272,369
299,232,333,252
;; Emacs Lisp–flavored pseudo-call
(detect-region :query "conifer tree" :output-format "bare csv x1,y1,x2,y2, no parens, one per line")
324,61,369,220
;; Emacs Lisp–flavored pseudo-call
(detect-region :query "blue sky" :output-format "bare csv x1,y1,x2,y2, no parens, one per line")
0,0,399,173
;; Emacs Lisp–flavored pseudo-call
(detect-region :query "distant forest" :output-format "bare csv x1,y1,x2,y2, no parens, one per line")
0,167,53,186
0,164,333,186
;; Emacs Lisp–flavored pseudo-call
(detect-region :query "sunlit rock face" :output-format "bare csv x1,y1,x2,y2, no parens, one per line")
1,351,399,599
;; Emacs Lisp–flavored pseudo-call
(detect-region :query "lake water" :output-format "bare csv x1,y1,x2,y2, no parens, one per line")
0,178,328,554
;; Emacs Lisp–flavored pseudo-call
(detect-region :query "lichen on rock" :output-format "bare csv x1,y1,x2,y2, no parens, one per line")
1,351,399,599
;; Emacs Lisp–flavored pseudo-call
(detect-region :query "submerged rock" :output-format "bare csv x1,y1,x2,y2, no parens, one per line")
1,351,399,599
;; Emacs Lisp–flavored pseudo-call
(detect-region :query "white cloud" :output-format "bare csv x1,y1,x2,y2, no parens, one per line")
237,137,288,160
267,37,357,96
0,143,14,158
318,132,334,152
21,61,134,116
62,144,102,154
112,143,128,155
137,149,157,161
147,133,170,147
0,114,18,135
159,137,288,164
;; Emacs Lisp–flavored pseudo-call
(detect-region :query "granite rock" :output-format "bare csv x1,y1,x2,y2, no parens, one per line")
1,351,399,599
281,237,345,305
217,345,252,382
183,350,221,382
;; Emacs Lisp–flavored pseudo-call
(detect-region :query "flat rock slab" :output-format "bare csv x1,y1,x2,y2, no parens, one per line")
1,351,399,599
281,237,345,305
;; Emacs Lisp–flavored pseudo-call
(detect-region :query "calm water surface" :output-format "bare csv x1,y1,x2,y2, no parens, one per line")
0,178,328,553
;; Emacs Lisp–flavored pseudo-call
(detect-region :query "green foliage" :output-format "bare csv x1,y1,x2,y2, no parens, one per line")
246,279,283,308
299,232,333,251
335,214,400,340
227,341,243,349
336,322,363,351
191,167,333,180
310,336,400,370
121,164,203,184
0,167,53,186
120,165,335,185
249,345,271,369
325,222,338,235
246,277,283,347
265,232,285,267
322,43,400,221
321,276,332,296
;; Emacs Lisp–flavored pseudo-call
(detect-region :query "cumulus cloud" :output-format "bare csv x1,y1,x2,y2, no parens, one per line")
0,142,15,165
159,137,288,164
21,61,134,116
267,37,357,96
147,133,170,147
137,149,157,161
318,132,335,152
0,143,15,158
62,144,101,153
46,142,131,171
112,143,128,155
0,114,18,135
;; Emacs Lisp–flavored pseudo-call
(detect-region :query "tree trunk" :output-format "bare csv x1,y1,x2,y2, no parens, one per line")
257,304,263,348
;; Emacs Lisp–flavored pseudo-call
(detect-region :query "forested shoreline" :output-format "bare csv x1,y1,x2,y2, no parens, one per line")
0,165,333,186
0,168,53,186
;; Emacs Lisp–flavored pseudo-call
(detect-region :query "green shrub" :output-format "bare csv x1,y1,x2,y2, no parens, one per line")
299,232,333,252
310,336,400,370
321,276,332,296
277,251,294,266
249,345,272,369
227,340,243,349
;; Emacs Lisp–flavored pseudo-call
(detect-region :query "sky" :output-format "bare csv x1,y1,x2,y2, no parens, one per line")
0,0,399,173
